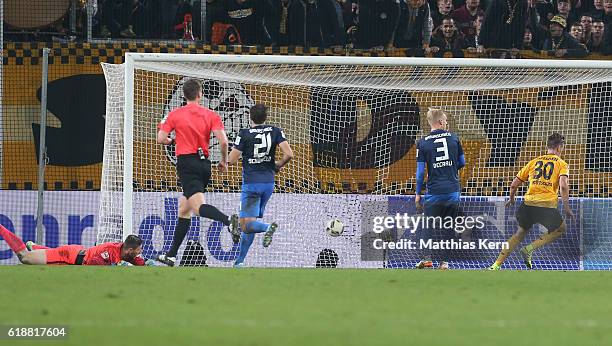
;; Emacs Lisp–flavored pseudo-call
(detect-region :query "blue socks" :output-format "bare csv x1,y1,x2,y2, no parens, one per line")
235,232,254,265
234,221,270,265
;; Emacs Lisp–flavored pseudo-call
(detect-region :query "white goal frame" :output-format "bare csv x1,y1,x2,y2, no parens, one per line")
121,53,612,241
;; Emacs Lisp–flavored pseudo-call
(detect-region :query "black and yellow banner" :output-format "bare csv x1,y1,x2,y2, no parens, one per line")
2,42,612,197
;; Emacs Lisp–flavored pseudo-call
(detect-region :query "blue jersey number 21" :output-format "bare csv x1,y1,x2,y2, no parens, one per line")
254,133,272,158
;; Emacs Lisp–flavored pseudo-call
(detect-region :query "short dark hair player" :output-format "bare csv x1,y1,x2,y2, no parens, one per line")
228,104,293,267
156,79,238,266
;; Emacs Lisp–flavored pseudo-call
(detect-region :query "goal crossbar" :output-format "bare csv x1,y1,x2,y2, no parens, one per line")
126,53,612,69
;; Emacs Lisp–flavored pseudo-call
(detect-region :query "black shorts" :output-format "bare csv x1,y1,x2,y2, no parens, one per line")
176,154,211,198
516,203,563,232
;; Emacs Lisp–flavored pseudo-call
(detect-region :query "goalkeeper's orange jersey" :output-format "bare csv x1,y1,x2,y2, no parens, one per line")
516,154,569,209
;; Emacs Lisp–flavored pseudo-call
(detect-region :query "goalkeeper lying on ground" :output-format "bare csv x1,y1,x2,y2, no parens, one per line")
0,225,153,266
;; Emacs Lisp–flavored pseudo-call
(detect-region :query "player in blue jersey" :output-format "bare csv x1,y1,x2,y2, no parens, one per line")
415,108,466,270
228,104,294,267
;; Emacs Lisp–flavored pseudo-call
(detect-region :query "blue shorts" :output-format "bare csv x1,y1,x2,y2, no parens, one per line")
240,183,275,218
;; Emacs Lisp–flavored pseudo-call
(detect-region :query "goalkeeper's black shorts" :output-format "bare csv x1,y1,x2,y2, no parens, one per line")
516,203,563,232
176,154,211,198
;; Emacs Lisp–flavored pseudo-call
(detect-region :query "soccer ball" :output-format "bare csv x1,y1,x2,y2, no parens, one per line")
326,219,344,237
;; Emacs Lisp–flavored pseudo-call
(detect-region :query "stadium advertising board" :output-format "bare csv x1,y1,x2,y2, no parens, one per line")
1,191,609,269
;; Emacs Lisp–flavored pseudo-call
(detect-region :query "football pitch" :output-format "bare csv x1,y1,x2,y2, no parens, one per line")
1,267,611,346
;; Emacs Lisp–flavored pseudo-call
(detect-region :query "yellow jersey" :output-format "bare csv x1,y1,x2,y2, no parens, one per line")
516,154,569,208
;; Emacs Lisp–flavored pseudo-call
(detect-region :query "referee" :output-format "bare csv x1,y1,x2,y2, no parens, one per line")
156,79,238,266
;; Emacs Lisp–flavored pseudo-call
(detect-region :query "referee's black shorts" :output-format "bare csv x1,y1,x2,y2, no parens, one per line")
176,154,211,199
516,203,563,232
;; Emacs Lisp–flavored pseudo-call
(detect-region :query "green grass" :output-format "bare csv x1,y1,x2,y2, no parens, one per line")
1,267,612,346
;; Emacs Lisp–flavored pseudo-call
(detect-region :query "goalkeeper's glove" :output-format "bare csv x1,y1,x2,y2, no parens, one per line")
115,260,134,266
145,259,156,266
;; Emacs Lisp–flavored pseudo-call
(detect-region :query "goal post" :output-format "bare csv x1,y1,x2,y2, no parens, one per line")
100,53,612,269
123,52,135,243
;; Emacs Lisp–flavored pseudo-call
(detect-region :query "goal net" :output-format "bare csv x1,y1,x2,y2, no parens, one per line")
99,54,612,270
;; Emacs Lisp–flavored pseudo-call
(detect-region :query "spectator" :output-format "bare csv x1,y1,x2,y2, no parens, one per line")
225,0,274,45
193,0,228,42
304,0,325,46
573,0,588,18
603,19,612,53
450,0,474,9
592,0,605,20
172,1,196,39
432,0,454,29
356,0,401,49
98,0,136,38
528,0,549,49
555,0,577,27
318,0,347,46
345,1,359,45
158,0,179,39
394,0,434,51
534,0,554,28
542,15,588,57
430,17,468,56
575,0,594,15
570,22,584,42
341,0,356,29
480,0,529,50
605,0,612,24
523,26,535,49
299,0,346,47
580,14,593,43
451,0,484,36
589,19,605,51
465,13,484,49
269,0,307,46
124,0,160,38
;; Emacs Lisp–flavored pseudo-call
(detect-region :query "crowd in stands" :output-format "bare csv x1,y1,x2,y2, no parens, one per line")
5,0,612,56
90,0,612,56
